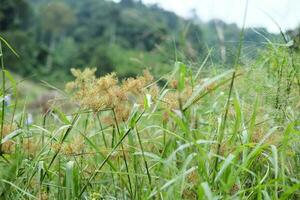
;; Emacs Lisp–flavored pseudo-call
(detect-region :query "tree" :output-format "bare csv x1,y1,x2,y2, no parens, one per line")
120,0,135,7
0,0,31,30
40,2,76,71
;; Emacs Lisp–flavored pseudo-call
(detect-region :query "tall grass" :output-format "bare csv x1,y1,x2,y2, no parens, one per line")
0,35,300,200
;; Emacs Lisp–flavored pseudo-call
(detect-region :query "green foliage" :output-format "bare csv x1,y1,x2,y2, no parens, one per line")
1,34,300,199
1,0,300,198
0,0,281,84
41,2,76,36
0,0,32,31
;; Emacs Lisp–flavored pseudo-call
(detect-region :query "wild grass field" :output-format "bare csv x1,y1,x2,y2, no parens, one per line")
0,33,300,200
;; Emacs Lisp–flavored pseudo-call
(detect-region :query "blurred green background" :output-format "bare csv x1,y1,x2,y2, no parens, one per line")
0,0,282,86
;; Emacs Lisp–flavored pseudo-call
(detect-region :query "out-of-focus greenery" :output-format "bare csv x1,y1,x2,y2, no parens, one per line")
1,0,279,85
2,1,300,199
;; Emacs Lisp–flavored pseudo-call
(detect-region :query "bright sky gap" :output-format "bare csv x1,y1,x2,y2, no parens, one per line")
142,0,300,33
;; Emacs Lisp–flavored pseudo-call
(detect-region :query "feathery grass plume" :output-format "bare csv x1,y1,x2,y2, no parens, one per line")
163,79,193,110
1,124,16,153
66,68,158,122
38,192,48,200
2,125,40,156
51,136,85,156
22,138,40,157
62,136,85,155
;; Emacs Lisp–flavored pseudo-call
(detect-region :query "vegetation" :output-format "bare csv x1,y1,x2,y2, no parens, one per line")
1,0,300,199
1,0,278,84
1,33,300,198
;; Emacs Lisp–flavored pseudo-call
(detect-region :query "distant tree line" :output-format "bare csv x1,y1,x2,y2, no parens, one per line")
0,0,280,84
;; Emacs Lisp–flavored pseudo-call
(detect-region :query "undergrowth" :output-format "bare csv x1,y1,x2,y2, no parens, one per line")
0,36,300,200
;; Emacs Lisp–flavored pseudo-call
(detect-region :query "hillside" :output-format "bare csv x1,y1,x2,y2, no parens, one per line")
1,0,280,85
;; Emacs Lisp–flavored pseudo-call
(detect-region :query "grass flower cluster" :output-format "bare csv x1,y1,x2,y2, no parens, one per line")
66,68,159,122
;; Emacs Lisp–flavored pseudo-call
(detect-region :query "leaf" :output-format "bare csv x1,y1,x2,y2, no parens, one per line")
280,183,300,200
243,126,279,169
4,70,17,98
183,69,234,110
177,62,186,92
270,145,278,178
214,154,235,183
53,108,71,124
148,166,198,198
231,91,242,142
286,40,294,47
194,49,212,80
127,103,140,128
1,179,36,199
66,161,79,199
1,129,22,144
0,36,19,58
201,182,216,200
143,94,152,109
167,139,216,162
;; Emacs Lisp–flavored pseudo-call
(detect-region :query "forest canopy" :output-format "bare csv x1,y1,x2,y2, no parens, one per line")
1,0,279,84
